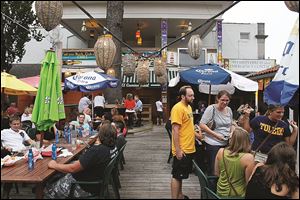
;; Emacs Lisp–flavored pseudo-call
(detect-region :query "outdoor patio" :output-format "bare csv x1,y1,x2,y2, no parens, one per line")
2,125,201,199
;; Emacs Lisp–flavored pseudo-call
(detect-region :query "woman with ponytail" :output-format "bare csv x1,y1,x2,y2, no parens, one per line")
245,142,299,199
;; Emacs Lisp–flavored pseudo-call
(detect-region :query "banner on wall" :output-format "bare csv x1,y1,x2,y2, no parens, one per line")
217,20,222,65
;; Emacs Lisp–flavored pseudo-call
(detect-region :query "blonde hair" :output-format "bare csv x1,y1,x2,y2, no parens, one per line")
24,107,32,115
227,126,251,156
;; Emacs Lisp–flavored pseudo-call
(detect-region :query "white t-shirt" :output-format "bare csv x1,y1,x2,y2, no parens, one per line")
156,101,163,112
1,128,30,152
21,113,32,122
94,95,105,108
78,97,91,113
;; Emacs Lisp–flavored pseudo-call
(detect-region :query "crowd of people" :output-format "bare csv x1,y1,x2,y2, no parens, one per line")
169,85,299,199
1,100,128,198
1,86,299,199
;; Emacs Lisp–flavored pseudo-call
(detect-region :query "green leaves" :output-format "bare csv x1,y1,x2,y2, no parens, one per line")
1,1,44,72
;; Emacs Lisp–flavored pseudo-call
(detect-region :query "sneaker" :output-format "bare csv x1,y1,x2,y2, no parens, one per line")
183,195,189,199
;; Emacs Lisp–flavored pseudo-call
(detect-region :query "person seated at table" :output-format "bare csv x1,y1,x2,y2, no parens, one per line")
112,121,127,151
134,94,143,127
79,107,92,128
45,123,118,199
102,112,113,122
1,115,36,153
21,106,35,129
70,113,91,137
112,115,127,137
5,102,20,117
124,93,136,129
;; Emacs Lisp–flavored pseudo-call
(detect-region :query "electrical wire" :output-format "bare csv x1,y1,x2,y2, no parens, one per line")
1,12,31,32
72,1,240,59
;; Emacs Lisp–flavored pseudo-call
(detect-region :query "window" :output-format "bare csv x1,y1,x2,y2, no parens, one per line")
177,48,206,67
240,32,250,39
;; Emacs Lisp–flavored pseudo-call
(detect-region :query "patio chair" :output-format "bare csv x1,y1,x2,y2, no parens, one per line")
192,159,218,199
165,120,173,163
205,187,221,199
112,143,127,198
68,154,118,199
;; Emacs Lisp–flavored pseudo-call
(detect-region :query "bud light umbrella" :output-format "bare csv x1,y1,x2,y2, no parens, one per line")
264,17,299,108
64,71,119,117
32,50,66,146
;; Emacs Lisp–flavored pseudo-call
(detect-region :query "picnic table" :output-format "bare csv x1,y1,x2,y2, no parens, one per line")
1,137,95,199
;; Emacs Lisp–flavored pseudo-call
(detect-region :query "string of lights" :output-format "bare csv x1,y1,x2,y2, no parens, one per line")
72,1,240,59
2,2,240,59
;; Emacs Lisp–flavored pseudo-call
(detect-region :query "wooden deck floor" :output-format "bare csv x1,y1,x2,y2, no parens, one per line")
2,125,201,199
119,125,201,199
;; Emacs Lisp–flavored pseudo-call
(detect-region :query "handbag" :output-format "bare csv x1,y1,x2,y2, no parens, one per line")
252,121,279,163
206,105,216,130
222,149,239,196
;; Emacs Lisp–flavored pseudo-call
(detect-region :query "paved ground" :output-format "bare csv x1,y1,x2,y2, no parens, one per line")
2,123,201,199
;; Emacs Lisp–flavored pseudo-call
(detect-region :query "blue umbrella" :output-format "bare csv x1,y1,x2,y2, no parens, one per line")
64,71,119,117
264,17,299,108
179,63,231,85
172,63,231,104
169,63,258,104
64,71,119,92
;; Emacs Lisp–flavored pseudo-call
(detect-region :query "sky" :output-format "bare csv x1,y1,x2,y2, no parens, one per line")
222,1,298,63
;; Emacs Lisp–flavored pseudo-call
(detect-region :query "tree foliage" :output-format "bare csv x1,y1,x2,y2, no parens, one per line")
1,1,43,72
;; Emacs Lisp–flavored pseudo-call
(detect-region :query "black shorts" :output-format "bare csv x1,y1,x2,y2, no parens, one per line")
157,111,163,119
172,153,195,180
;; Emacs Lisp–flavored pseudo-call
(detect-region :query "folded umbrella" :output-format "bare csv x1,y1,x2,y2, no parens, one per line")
32,50,65,132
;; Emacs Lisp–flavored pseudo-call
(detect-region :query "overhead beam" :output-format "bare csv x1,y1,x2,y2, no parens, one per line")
60,19,87,43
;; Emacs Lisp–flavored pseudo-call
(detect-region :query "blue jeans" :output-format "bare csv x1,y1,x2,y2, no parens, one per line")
205,143,227,176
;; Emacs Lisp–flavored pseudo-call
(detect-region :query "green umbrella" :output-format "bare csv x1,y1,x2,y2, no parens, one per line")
32,50,65,132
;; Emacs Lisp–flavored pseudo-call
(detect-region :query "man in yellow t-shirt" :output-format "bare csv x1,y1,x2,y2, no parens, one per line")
170,85,196,199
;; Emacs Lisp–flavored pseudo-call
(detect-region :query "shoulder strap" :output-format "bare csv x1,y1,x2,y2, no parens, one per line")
254,120,279,154
212,105,215,119
222,149,239,196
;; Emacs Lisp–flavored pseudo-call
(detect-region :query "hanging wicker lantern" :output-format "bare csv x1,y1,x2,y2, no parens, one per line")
157,73,167,85
136,60,150,85
284,1,299,12
122,54,136,77
188,34,203,60
154,58,166,77
35,1,63,31
94,34,116,71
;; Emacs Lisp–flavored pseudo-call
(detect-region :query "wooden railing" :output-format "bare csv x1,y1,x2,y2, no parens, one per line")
141,104,152,122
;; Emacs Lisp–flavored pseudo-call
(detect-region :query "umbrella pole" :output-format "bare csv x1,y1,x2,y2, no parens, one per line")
92,93,94,119
208,84,212,105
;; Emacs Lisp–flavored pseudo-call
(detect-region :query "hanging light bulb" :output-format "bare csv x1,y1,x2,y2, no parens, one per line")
187,21,192,31
81,20,87,32
136,29,141,39
137,37,142,45
89,30,95,38
181,32,186,40
107,68,116,77
136,23,141,39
